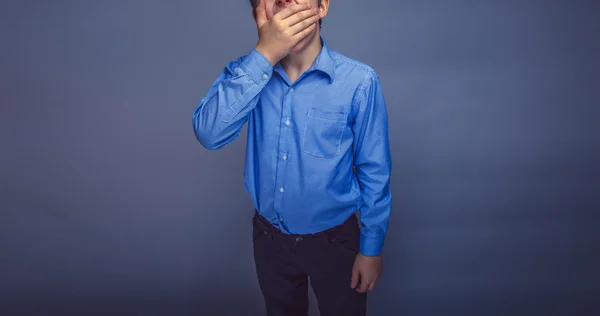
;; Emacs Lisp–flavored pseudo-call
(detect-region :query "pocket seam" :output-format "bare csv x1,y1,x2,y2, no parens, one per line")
307,107,347,122
325,233,359,253
301,108,348,158
252,227,268,242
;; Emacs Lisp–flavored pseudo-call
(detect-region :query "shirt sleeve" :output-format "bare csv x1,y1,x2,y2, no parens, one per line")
352,70,393,256
192,48,274,150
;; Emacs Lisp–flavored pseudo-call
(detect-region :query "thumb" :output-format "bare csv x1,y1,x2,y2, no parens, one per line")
253,0,268,27
350,264,360,289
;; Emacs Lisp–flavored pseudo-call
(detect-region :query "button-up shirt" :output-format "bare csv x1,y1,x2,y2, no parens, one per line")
192,37,392,256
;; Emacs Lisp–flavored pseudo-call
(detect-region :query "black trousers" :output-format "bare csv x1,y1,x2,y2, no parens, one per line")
252,210,367,316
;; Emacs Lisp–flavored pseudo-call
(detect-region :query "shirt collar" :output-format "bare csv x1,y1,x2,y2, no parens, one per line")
274,36,336,84
311,37,336,83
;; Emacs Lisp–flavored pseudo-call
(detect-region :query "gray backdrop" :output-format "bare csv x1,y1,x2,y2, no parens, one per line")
1,0,598,315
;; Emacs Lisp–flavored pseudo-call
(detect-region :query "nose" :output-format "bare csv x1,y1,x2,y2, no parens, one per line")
276,0,294,6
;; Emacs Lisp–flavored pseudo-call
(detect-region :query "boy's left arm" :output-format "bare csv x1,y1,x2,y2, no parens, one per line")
350,70,392,292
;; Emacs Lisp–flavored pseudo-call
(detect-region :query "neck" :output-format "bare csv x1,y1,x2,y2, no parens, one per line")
279,33,322,82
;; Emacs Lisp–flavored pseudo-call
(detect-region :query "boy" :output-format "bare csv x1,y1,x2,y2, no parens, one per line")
192,1,392,314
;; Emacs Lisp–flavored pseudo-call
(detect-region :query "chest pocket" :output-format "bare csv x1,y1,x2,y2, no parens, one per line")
301,107,348,158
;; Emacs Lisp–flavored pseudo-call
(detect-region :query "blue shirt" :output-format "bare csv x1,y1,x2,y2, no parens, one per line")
192,37,392,256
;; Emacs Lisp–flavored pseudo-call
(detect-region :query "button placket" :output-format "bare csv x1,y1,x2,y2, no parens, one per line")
274,83,297,231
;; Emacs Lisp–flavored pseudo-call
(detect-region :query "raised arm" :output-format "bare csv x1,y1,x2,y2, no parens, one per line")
192,50,273,150
192,1,320,150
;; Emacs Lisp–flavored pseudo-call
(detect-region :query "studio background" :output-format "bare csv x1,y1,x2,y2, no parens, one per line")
1,0,598,315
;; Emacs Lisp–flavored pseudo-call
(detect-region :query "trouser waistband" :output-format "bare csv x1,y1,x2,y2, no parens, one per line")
253,209,358,238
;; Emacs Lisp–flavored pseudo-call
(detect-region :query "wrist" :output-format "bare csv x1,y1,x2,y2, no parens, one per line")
359,252,382,258
255,44,279,66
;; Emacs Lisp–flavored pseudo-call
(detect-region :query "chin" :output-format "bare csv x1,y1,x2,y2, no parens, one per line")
290,45,304,54
291,32,316,53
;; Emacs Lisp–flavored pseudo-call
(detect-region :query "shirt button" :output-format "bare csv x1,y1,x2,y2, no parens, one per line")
290,87,294,92
279,187,284,193
262,73,268,79
282,154,287,161
285,119,291,126
296,236,303,242
279,217,284,222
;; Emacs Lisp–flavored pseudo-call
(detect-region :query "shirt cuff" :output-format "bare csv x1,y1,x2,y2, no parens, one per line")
359,234,385,257
240,48,274,86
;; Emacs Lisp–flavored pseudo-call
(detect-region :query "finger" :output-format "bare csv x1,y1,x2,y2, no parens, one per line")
350,267,360,289
292,21,317,40
357,280,371,293
367,281,376,292
289,13,319,35
275,3,311,20
285,7,317,27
